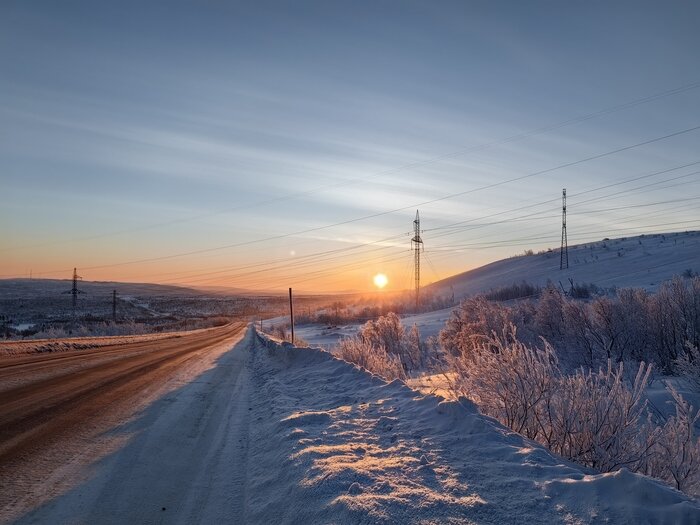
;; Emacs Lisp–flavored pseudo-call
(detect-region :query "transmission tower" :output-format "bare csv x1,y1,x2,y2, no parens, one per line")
112,289,118,322
560,188,569,270
63,267,85,317
411,210,423,310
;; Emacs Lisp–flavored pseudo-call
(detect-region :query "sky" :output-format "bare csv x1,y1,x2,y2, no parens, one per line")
1,1,699,293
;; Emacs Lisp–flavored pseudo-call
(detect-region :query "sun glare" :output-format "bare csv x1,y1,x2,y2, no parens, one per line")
373,273,388,289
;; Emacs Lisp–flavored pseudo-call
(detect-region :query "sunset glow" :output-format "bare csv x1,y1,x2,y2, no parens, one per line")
1,3,698,295
373,273,388,289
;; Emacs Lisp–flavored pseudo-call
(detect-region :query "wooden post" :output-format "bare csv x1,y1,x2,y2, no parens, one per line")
288,287,294,345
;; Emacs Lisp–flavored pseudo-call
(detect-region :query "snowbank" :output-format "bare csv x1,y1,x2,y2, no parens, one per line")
251,331,700,524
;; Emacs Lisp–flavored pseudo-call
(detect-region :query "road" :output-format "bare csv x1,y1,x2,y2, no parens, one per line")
0,321,248,523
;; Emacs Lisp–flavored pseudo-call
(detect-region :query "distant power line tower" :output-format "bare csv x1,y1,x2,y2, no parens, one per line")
411,210,423,309
560,188,569,270
112,289,118,322
63,267,85,317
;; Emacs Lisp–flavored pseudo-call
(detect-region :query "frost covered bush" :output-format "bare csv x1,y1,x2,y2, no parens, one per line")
441,275,700,372
359,313,424,372
446,326,700,495
360,312,405,356
646,387,700,494
438,296,519,358
334,313,432,378
448,326,558,439
675,344,700,390
337,337,405,381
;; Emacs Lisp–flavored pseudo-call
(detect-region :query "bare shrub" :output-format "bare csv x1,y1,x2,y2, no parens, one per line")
448,326,557,439
646,387,700,494
337,337,406,381
484,281,540,302
359,313,424,372
675,344,700,390
271,324,288,341
447,327,662,476
441,274,700,372
439,296,515,358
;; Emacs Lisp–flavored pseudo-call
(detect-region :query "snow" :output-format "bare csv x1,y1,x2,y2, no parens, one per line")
282,307,456,352
430,231,700,300
249,332,700,523
12,326,700,523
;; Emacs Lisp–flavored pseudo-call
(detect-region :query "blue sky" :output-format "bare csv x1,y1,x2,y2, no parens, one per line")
1,1,699,292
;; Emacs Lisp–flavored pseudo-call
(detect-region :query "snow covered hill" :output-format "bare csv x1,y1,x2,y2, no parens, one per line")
428,230,700,300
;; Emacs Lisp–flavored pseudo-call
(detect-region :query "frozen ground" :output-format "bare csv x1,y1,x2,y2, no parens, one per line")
14,326,700,524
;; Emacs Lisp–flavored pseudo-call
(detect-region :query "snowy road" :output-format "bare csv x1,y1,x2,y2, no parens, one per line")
0,322,247,523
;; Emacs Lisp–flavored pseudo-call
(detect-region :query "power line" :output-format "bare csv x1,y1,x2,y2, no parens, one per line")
6,80,699,254
19,124,700,278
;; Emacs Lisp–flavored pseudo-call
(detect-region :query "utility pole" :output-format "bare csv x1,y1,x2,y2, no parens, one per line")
288,287,295,345
560,189,569,270
411,210,423,310
112,289,117,322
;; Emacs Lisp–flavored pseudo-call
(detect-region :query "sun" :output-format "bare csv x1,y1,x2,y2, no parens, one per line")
373,273,388,289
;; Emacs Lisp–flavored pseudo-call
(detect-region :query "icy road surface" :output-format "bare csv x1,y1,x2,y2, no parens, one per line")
3,325,700,524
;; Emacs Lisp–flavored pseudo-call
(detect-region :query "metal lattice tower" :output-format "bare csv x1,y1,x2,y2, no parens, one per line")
560,189,569,270
112,289,118,322
411,210,423,309
64,267,84,317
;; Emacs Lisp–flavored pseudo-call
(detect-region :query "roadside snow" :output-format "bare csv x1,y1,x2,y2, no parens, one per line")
250,333,700,523
15,326,700,524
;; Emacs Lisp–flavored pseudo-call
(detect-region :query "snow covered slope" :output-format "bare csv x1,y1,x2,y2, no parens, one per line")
250,334,699,523
429,230,700,300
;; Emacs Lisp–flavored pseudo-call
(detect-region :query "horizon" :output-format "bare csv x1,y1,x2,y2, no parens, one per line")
2,228,696,298
2,1,699,293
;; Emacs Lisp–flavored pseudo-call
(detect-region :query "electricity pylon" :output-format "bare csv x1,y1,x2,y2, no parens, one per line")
560,188,569,270
63,267,85,318
411,210,423,310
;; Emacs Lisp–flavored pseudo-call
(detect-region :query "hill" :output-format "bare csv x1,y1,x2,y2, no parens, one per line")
0,278,211,299
428,230,700,299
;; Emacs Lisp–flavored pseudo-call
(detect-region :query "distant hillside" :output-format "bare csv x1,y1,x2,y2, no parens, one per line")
428,230,700,299
0,279,212,299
